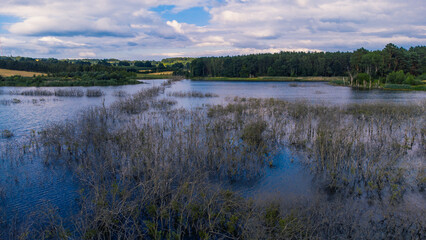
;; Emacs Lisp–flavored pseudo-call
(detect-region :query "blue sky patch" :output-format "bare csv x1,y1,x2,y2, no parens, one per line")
150,5,210,26
0,15,20,33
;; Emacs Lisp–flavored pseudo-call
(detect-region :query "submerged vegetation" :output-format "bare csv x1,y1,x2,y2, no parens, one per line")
1,79,424,239
86,89,105,97
4,88,107,98
168,91,219,98
0,129,13,138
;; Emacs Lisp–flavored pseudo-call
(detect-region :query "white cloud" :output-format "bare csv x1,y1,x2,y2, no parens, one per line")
0,0,424,59
79,51,97,58
38,37,86,47
167,20,184,34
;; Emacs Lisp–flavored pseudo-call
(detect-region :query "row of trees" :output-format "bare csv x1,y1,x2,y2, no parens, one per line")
190,44,425,85
191,52,351,77
0,57,129,74
347,44,425,85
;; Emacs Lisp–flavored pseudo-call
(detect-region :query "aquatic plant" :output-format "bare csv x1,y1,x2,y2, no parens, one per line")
54,89,84,97
168,91,219,98
20,89,54,96
1,129,13,138
112,90,128,97
86,89,105,97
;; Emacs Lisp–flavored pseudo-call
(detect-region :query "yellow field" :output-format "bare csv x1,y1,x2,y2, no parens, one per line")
0,68,44,77
146,71,174,76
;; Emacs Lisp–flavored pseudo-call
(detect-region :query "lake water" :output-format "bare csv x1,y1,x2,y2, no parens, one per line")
1,80,425,235
2,80,424,139
167,80,426,107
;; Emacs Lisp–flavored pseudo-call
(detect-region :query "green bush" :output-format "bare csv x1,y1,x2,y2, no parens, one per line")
386,70,405,84
356,73,370,85
241,120,267,147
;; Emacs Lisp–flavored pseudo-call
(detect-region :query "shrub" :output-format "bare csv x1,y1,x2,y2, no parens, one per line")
386,70,405,84
1,129,13,138
241,120,267,147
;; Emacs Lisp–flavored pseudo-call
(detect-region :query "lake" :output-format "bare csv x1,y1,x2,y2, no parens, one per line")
2,80,424,139
0,80,425,236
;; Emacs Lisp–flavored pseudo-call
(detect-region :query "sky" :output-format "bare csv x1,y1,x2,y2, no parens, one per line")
0,0,425,60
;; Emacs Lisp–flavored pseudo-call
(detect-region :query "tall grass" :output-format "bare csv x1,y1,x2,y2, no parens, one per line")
1,129,13,138
168,91,219,98
113,90,128,97
2,82,425,239
20,89,54,96
86,89,105,97
54,89,84,97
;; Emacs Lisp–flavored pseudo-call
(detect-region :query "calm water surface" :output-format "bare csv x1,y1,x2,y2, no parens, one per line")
0,80,425,233
167,80,426,107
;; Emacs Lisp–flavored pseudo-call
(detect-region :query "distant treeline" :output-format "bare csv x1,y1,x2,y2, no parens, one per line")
0,57,129,73
0,57,190,75
0,57,140,86
190,44,426,80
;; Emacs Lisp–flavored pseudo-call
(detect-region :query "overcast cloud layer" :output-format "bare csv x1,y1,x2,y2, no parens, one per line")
0,0,425,60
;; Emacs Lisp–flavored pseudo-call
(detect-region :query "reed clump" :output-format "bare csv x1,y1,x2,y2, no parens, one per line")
112,90,128,97
168,91,218,98
86,89,105,97
20,89,54,96
54,89,84,97
1,129,13,138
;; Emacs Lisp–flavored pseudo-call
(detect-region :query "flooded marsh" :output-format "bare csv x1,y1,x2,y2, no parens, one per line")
0,80,425,239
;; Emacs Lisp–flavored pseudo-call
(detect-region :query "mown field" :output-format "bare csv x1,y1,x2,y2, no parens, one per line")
137,71,174,79
0,68,44,77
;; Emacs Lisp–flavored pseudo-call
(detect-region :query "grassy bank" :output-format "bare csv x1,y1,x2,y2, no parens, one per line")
331,80,426,91
191,76,343,82
383,83,426,91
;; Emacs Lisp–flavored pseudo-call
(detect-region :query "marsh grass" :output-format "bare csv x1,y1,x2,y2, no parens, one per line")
168,91,219,98
1,130,13,138
86,89,105,97
112,90,128,97
20,89,54,96
54,89,84,97
2,81,425,239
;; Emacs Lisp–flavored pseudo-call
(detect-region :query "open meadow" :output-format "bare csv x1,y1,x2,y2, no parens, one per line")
0,68,44,77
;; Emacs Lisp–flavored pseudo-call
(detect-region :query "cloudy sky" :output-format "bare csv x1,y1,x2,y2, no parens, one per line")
0,0,425,60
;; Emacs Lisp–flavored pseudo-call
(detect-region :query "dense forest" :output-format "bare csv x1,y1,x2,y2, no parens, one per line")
190,43,426,86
